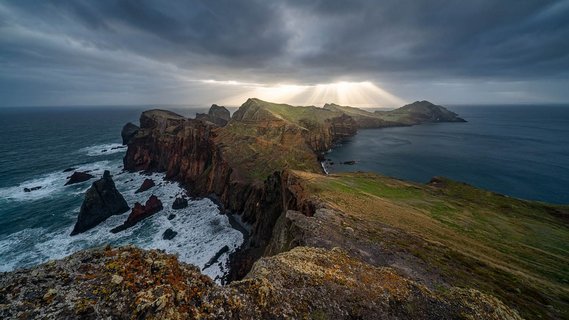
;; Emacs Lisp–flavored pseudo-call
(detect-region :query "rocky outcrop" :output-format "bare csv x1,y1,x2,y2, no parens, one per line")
65,171,94,186
70,171,129,235
172,197,188,209
196,104,231,126
110,195,163,233
123,102,356,279
134,178,155,193
0,246,522,320
121,122,139,145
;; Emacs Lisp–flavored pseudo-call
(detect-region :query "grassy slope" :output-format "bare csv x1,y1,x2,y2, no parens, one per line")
215,99,343,182
324,103,395,126
295,171,569,319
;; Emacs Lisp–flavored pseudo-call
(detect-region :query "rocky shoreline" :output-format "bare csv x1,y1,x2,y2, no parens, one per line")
2,99,567,319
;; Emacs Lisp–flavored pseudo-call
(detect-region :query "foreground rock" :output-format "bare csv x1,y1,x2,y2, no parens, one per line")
111,195,163,233
121,122,139,145
196,104,231,126
64,171,94,186
70,171,129,235
0,246,521,319
134,178,155,193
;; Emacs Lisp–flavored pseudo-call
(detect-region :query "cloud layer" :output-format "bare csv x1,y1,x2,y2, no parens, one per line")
1,0,568,106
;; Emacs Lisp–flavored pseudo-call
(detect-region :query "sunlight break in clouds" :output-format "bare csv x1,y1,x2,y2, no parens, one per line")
198,80,405,107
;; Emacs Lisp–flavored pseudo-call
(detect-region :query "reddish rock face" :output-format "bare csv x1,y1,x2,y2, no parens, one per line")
134,178,155,193
122,106,357,279
111,195,163,233
126,195,163,224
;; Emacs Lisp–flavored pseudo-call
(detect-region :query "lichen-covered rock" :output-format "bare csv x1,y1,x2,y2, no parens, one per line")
71,170,129,235
233,247,522,319
0,246,522,320
0,246,241,319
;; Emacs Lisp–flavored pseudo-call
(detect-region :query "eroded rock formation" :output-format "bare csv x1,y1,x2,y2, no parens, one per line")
110,195,163,233
71,170,129,235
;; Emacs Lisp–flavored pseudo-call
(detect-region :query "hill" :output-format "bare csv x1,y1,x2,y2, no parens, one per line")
324,100,466,128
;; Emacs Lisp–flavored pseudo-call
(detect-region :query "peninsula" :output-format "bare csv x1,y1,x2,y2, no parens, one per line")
1,99,568,319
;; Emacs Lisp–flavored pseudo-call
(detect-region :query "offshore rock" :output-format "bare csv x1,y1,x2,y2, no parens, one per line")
65,171,94,186
172,197,188,209
121,122,139,145
162,228,177,240
23,186,42,192
134,178,155,193
111,195,163,233
70,171,129,235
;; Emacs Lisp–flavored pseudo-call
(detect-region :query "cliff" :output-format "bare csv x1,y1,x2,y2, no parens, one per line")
119,99,569,318
7,99,568,319
123,100,357,271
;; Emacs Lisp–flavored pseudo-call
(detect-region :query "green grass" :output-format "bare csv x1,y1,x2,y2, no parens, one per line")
297,171,569,319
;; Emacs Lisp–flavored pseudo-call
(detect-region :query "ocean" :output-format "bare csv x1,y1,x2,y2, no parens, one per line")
326,105,569,204
0,106,243,281
0,105,568,278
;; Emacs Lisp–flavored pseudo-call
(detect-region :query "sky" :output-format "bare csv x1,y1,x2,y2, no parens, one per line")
1,0,568,107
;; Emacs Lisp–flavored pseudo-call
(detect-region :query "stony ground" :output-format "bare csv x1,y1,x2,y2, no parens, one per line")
0,245,522,319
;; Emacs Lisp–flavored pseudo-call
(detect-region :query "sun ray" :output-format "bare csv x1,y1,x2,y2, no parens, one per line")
190,79,405,107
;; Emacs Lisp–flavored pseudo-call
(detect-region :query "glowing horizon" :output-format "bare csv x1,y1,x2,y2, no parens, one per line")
194,79,405,108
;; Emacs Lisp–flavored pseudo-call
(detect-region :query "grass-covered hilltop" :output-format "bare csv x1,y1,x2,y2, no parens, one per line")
2,99,568,319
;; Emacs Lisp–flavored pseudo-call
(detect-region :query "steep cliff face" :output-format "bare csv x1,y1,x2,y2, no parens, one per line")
123,101,357,279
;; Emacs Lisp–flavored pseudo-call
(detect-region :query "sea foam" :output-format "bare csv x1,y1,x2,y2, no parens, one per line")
79,143,126,156
0,161,112,202
0,164,244,282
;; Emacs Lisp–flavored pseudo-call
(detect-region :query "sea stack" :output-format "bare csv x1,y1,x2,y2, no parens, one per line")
70,171,129,235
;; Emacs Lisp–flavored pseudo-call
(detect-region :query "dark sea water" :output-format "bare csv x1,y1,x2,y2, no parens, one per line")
0,106,243,280
326,105,569,204
0,105,567,276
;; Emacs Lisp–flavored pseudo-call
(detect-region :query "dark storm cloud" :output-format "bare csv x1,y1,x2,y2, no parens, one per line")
286,0,569,79
1,0,568,106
